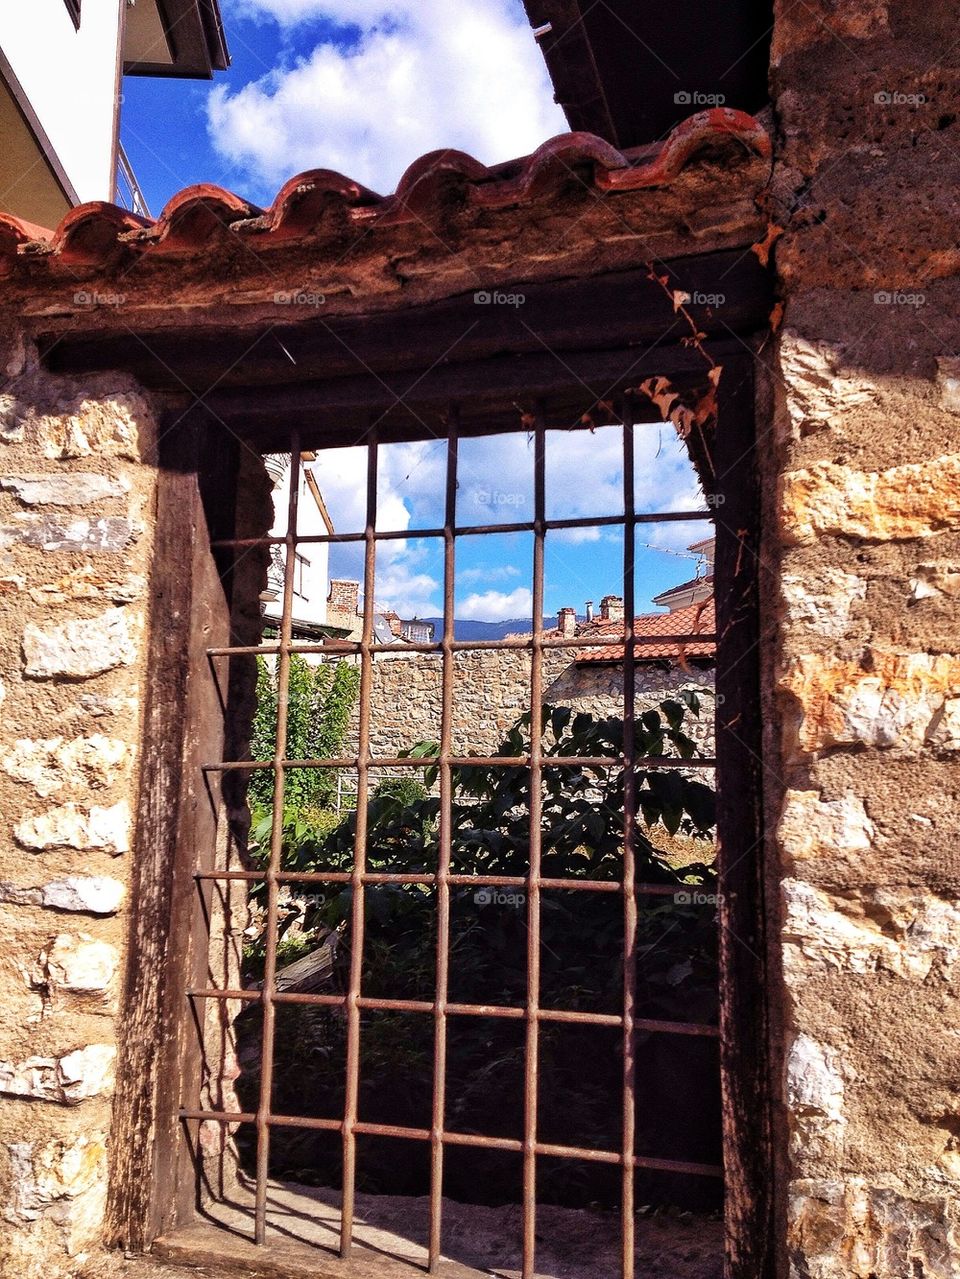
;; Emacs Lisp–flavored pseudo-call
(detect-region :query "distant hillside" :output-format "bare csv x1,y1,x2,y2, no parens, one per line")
422,616,571,642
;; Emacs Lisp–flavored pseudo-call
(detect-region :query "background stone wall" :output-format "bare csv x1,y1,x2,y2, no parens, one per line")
344,647,715,765
0,342,158,1278
770,2,960,1272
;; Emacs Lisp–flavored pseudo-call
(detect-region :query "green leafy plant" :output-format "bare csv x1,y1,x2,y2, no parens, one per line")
249,654,359,812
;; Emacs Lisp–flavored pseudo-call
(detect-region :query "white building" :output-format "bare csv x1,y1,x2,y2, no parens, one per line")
652,536,715,613
0,0,228,228
262,453,337,641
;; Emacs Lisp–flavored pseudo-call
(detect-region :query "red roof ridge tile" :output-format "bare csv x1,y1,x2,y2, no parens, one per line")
0,110,770,265
596,108,771,191
576,596,716,663
49,202,153,265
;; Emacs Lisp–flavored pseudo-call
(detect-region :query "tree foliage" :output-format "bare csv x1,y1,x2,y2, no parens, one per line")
249,654,360,811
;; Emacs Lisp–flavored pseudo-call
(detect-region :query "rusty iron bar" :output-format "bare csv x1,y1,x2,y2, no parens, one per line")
621,402,638,1279
190,414,726,1269
208,506,713,550
187,987,719,1037
192,869,695,897
206,629,717,657
178,1110,721,1178
340,435,378,1258
427,419,458,1271
202,754,718,771
253,435,302,1246
522,412,547,1279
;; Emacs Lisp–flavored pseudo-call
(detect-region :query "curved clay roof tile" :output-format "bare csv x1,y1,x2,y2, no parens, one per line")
0,212,50,268
148,183,263,253
263,168,380,238
596,108,771,191
471,131,628,208
52,202,152,265
379,148,491,224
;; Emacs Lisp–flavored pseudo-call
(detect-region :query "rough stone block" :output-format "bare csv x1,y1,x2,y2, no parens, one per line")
936,357,960,415
781,454,960,545
781,571,867,639
778,334,878,439
911,562,960,601
782,878,960,979
780,649,960,756
786,1032,847,1163
0,473,129,507
41,934,119,996
787,1178,960,1279
39,877,125,915
779,789,875,866
22,608,137,680
15,801,131,854
0,514,135,552
0,1044,115,1105
28,565,145,605
35,391,145,461
5,1130,109,1255
0,391,25,442
3,735,129,797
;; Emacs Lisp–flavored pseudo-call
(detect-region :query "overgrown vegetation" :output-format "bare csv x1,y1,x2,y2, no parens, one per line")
237,694,722,1209
249,653,359,812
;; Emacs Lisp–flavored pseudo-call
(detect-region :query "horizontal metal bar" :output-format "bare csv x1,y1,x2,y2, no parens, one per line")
193,870,700,898
209,508,712,551
178,1109,722,1176
207,631,718,658
185,988,718,1037
201,755,716,772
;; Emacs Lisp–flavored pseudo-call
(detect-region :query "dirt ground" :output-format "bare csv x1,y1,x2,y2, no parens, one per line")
133,1179,723,1279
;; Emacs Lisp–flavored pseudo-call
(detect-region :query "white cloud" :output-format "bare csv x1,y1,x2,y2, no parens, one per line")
210,1,566,196
289,426,708,618
459,586,532,622
457,563,521,584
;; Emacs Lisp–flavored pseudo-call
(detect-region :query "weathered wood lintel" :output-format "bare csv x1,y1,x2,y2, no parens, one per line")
36,251,772,396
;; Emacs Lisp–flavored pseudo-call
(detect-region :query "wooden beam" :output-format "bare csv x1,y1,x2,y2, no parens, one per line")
202,343,739,442
713,354,778,1279
38,251,771,393
106,410,238,1246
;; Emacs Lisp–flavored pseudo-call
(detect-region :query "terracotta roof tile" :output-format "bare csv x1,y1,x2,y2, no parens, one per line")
577,597,715,663
0,109,769,271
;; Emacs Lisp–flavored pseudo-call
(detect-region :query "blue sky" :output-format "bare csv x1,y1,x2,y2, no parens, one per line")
121,1,710,621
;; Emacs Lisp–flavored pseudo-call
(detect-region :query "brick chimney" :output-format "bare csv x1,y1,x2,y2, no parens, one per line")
327,579,360,618
557,607,577,637
600,594,624,622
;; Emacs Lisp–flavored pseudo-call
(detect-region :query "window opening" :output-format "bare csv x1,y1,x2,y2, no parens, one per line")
179,388,740,1279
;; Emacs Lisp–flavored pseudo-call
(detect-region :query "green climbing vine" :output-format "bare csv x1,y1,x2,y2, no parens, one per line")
249,654,360,812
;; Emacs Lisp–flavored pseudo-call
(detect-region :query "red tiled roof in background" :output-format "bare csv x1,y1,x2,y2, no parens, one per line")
0,110,769,268
577,597,715,663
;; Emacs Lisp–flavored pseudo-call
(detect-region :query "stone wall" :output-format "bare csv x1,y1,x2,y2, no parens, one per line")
345,647,715,764
0,346,158,1277
770,2,960,1272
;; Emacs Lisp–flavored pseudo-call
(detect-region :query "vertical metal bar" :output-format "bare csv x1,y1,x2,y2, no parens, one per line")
522,411,546,1279
621,404,637,1279
340,432,378,1258
254,438,302,1244
428,413,459,1272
